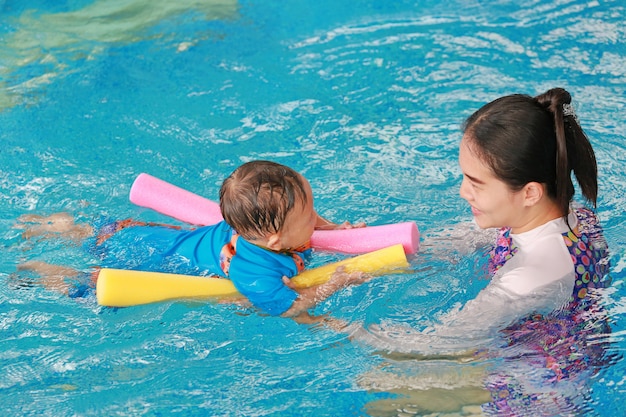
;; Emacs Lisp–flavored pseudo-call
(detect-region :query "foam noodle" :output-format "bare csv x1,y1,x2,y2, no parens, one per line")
129,173,419,254
310,222,419,256
130,173,224,226
96,244,409,307
96,269,238,307
290,243,409,288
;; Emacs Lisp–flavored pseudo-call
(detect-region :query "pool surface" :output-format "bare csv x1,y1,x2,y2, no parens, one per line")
1,0,625,415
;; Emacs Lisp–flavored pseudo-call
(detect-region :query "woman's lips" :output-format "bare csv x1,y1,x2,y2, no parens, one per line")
470,206,481,216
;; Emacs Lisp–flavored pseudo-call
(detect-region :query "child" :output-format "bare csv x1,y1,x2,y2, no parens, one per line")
17,160,369,321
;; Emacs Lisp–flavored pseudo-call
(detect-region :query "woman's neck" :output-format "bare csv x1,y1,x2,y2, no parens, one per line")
511,199,565,234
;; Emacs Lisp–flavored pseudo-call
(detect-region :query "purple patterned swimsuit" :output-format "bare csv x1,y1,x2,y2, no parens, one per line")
483,207,612,416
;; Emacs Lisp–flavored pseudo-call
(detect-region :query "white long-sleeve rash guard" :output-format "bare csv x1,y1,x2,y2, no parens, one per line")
355,207,610,355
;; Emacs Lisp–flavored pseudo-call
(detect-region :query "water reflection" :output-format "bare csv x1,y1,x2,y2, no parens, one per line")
358,286,619,416
0,0,238,109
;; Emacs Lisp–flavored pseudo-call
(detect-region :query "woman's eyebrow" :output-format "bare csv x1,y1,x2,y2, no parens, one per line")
464,173,486,185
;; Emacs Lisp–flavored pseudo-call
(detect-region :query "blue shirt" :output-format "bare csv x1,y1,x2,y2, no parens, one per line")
92,220,310,316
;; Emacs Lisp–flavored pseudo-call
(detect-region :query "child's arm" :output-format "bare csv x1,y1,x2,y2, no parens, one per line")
280,266,371,319
314,213,366,231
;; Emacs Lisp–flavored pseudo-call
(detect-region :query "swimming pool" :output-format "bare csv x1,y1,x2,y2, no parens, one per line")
1,0,625,415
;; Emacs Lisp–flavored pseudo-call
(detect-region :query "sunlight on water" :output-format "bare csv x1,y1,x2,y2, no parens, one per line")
1,0,625,415
0,0,238,109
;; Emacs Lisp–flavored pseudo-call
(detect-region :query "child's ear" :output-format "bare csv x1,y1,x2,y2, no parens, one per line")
266,233,283,251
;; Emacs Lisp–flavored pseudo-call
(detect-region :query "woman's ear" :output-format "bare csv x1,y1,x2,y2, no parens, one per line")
522,182,544,206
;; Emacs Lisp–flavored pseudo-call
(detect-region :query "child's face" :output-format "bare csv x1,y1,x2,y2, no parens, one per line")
277,176,317,250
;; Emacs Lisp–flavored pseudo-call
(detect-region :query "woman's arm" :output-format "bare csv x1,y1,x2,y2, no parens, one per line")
348,272,572,356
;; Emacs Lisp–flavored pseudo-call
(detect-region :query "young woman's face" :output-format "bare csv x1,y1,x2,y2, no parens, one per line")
277,176,317,250
458,137,527,230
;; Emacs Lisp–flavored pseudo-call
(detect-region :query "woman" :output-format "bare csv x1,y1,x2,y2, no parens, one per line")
360,88,613,416
456,86,611,324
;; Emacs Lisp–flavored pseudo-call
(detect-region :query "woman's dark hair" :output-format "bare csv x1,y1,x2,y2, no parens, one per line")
462,87,598,217
219,160,307,240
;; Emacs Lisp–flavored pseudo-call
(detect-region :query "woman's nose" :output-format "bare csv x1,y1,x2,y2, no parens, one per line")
459,177,471,201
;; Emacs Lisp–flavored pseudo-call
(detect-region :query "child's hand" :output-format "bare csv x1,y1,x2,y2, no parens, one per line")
333,221,367,230
280,267,372,318
281,265,371,292
330,265,371,286
315,214,367,230
282,275,297,290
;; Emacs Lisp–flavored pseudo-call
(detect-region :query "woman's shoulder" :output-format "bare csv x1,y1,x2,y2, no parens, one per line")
511,215,570,250
498,225,574,295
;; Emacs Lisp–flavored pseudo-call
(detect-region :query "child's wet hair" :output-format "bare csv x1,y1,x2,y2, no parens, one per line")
219,160,308,240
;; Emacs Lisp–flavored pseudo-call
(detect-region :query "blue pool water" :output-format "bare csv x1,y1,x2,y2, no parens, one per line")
1,0,625,415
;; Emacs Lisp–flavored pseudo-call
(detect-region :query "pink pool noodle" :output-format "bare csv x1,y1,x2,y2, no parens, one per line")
130,173,224,226
310,222,419,255
129,173,419,254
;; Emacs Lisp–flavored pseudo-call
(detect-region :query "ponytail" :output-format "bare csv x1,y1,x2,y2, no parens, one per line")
534,88,598,214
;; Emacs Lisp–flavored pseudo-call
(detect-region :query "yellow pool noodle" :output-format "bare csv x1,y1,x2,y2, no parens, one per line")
290,243,408,288
96,243,409,307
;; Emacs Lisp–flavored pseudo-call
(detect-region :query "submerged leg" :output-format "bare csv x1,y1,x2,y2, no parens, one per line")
14,212,94,240
17,260,81,295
